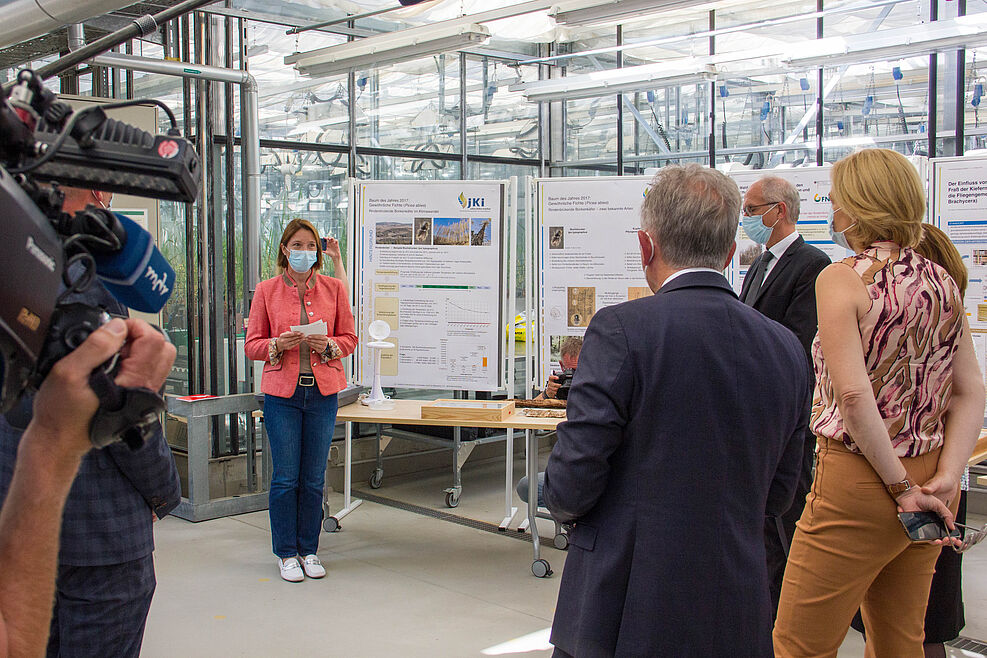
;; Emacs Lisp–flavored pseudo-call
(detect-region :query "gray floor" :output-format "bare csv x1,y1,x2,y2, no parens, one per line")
141,452,987,657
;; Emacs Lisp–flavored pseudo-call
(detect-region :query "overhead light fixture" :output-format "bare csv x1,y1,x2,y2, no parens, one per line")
286,23,491,77
783,13,987,69
511,61,716,102
550,0,702,27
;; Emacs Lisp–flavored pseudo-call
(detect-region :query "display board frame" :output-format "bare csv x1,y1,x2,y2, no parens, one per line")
351,178,515,393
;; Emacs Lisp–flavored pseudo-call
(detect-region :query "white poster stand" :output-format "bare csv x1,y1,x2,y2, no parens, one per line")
352,179,512,392
532,176,651,386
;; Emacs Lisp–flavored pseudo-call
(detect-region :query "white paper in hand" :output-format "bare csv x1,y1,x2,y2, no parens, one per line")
291,319,328,336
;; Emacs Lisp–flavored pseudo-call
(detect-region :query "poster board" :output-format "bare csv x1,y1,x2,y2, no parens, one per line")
931,156,987,408
931,156,987,332
727,167,848,295
534,176,651,385
353,180,509,391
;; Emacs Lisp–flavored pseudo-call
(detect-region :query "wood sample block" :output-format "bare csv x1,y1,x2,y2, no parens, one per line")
421,399,515,422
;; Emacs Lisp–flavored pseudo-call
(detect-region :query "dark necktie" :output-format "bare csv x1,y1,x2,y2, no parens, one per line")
744,251,774,305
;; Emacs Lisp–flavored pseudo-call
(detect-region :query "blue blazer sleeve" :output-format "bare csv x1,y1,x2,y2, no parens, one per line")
104,423,182,518
765,340,812,517
543,307,634,523
64,273,182,518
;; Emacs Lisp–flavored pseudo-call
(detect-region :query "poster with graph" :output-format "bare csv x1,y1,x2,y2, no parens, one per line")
353,180,507,391
535,176,651,385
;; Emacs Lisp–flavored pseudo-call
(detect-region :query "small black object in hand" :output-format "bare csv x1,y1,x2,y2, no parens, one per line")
556,368,575,400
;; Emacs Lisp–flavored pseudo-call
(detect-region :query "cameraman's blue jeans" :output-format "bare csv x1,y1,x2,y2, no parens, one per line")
516,473,546,508
264,388,338,559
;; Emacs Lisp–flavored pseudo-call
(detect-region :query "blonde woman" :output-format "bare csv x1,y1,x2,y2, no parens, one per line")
773,149,984,657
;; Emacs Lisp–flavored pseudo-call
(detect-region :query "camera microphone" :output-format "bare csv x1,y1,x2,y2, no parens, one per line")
89,211,174,314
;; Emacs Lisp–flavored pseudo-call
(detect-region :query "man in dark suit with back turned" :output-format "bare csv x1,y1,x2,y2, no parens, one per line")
0,187,181,657
738,175,830,616
544,164,811,658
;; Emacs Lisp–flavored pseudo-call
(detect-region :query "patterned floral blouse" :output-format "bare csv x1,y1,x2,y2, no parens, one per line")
811,242,965,457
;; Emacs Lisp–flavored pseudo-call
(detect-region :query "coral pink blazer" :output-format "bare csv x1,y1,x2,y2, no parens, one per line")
245,273,358,398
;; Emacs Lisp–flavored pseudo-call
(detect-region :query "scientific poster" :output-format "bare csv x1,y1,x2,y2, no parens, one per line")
932,156,987,335
354,181,506,391
535,176,651,382
728,167,848,295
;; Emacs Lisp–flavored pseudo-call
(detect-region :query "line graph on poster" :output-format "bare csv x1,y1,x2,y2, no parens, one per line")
445,298,492,326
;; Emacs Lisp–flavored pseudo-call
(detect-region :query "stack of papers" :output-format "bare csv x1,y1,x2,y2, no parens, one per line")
290,319,327,336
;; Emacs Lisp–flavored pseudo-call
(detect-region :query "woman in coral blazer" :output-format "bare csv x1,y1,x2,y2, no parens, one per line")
245,219,357,583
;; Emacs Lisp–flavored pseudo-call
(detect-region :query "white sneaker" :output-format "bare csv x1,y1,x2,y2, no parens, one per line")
302,554,326,579
279,557,304,583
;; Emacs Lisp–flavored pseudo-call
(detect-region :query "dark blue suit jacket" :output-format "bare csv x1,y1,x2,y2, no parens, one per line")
544,272,810,658
0,278,181,567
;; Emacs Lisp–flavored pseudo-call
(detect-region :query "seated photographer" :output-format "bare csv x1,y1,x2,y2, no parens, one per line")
0,186,181,658
519,336,582,506
534,336,582,401
0,316,176,658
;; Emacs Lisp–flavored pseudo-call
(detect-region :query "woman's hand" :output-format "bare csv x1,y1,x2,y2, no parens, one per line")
276,331,304,352
324,237,342,261
896,487,956,531
920,472,960,508
304,334,330,354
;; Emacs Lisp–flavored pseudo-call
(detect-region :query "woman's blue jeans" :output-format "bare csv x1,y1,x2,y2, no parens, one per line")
264,387,338,558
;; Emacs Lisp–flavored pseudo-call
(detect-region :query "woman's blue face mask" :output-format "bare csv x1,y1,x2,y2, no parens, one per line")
287,249,317,273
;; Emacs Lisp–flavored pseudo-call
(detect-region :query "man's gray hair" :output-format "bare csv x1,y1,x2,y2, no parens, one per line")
641,164,741,270
758,175,800,222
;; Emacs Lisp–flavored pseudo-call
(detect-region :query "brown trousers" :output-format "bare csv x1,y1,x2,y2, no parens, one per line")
773,437,956,658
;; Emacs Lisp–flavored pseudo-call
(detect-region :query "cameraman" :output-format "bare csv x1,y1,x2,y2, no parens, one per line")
0,316,175,657
535,336,582,400
0,186,181,657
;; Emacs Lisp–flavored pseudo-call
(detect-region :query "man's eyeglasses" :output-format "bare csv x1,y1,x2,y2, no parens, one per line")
742,202,779,216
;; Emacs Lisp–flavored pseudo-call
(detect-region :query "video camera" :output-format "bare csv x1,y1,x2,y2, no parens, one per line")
0,69,200,449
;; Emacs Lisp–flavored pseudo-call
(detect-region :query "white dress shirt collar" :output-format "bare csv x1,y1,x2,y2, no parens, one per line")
660,267,725,290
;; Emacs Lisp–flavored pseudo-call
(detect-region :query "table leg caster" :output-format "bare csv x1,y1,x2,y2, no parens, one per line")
323,516,340,533
531,559,552,578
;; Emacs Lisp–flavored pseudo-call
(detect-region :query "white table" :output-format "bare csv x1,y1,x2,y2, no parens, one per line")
329,400,564,577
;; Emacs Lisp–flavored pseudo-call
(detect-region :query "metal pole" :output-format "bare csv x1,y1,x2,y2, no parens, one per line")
930,0,939,159
33,0,218,83
461,52,468,178
708,11,715,167
956,0,967,156
816,0,824,166
616,25,624,175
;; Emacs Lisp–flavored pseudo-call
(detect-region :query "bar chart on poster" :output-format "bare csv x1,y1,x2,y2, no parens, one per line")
353,180,508,391
534,176,651,383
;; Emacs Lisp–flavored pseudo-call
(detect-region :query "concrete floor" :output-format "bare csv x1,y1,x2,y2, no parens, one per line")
141,452,987,657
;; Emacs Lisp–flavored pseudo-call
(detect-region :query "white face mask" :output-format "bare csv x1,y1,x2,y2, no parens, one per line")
828,207,856,250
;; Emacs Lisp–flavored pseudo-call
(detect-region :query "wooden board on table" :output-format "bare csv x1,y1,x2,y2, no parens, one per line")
421,399,516,422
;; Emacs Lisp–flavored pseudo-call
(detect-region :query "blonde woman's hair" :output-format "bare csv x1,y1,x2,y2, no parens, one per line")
915,224,967,297
830,148,925,249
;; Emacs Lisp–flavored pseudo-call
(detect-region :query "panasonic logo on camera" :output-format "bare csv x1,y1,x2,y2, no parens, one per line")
25,236,56,272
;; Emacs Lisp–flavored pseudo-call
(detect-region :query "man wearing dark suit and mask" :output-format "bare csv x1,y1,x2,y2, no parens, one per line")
544,164,810,657
0,187,181,657
738,176,830,616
